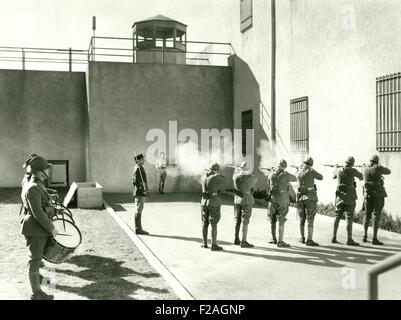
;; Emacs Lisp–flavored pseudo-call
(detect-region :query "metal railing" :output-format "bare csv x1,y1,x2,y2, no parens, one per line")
367,251,401,299
0,36,235,71
0,46,88,72
88,36,235,66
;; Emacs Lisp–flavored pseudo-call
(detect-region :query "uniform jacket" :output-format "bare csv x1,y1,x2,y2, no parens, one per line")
133,164,148,197
20,176,55,236
201,171,226,207
362,164,391,198
233,171,256,206
333,166,363,203
296,165,323,202
269,168,297,205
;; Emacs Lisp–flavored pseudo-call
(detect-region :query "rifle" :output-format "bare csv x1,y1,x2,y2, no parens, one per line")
289,164,299,169
323,164,364,168
260,167,274,171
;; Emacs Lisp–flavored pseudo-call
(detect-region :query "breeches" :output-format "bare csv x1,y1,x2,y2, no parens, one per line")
335,198,356,219
363,197,385,221
297,200,317,222
135,196,146,217
234,204,252,225
24,235,48,272
268,201,289,224
201,206,221,227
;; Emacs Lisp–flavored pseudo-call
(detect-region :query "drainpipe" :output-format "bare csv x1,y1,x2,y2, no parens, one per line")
271,0,276,144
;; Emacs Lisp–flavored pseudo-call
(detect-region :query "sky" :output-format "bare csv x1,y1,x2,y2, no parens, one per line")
0,0,232,50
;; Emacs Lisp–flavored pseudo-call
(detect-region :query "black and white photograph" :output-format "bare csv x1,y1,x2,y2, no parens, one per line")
1,0,401,311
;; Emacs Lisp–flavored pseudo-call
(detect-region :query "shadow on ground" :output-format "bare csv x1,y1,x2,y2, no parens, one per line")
56,254,169,300
147,233,395,268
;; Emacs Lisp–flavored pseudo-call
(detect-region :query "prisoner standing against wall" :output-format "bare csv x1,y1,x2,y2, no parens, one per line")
332,156,363,246
296,156,323,246
233,162,257,248
200,163,226,251
155,152,167,194
132,153,149,235
268,159,297,248
362,154,391,245
20,155,59,300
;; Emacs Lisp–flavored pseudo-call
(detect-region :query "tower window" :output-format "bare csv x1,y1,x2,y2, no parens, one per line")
240,0,253,32
241,110,253,155
290,97,309,153
376,73,401,152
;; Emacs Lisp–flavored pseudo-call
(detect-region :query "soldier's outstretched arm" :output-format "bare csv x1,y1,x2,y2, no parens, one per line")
353,168,363,180
26,186,55,234
312,169,323,180
379,165,391,175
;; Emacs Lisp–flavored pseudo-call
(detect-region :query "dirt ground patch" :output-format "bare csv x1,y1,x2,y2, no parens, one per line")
0,189,178,300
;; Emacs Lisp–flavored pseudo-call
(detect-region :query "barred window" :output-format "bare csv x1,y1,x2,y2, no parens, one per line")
290,97,309,153
240,0,252,32
241,110,253,156
376,73,401,151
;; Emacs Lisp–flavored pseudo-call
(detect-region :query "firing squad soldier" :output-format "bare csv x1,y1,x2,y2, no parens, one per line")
132,153,149,235
362,155,391,245
200,163,226,251
20,155,59,300
268,159,297,248
296,156,323,246
332,156,363,246
233,162,257,248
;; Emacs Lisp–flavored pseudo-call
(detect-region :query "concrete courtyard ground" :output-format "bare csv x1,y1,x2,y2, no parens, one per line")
0,188,177,300
105,192,401,300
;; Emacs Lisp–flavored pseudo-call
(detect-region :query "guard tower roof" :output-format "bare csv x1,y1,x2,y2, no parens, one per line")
132,14,187,28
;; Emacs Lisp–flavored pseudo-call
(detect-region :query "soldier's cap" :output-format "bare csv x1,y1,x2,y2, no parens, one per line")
30,156,51,172
278,159,287,169
370,154,379,163
304,156,314,166
345,156,355,165
134,153,145,162
209,162,220,171
22,153,38,169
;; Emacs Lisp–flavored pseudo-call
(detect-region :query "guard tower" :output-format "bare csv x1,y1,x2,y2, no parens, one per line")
132,15,187,64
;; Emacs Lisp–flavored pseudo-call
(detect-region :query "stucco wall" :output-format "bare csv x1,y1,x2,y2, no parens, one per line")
0,70,88,187
223,0,401,216
87,61,233,193
275,0,401,216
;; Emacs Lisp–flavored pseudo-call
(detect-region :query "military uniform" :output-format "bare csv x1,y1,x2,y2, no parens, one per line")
132,162,149,234
233,168,257,247
332,157,363,246
20,156,56,300
200,164,226,251
362,157,391,245
268,160,297,247
296,163,323,246
155,157,167,194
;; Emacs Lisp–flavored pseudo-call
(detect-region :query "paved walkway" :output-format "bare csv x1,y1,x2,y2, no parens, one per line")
104,193,401,300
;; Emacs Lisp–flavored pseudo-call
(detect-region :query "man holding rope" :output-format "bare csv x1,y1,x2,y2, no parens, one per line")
133,153,149,235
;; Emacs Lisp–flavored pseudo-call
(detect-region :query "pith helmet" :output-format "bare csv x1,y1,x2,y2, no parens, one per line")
370,154,379,163
30,156,51,172
345,156,355,165
22,153,38,169
304,156,314,166
278,159,287,169
209,162,220,171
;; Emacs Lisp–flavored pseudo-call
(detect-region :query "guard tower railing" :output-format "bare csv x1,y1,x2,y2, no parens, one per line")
88,36,235,66
0,46,88,72
367,251,401,299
